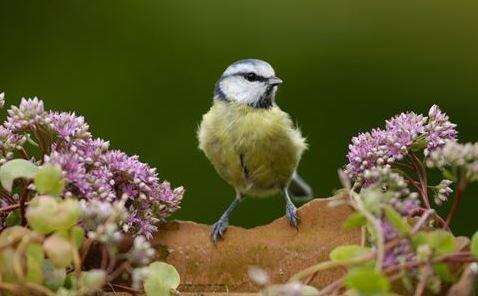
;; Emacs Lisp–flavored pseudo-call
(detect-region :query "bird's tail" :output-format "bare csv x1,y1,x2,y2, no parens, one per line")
288,172,314,202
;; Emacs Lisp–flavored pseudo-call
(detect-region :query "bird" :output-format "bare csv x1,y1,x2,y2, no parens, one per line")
197,59,312,243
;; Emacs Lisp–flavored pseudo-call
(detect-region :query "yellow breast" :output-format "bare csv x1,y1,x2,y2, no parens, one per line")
198,101,307,196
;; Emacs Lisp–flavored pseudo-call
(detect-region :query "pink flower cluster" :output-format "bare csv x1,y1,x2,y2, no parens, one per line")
345,105,456,180
0,97,183,238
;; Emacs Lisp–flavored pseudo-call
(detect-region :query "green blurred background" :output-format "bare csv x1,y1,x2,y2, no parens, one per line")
0,1,477,235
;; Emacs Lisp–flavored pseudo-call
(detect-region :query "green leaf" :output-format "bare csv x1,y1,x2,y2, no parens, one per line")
26,196,80,234
413,231,456,257
26,196,58,234
25,243,44,284
55,287,76,296
144,262,181,296
34,164,65,196
64,273,78,290
427,230,456,255
0,159,39,192
0,226,30,248
383,205,411,236
5,209,21,227
43,233,73,268
442,169,456,182
330,245,372,263
42,260,66,290
343,212,367,230
471,231,478,259
411,231,427,248
301,285,320,295
0,247,17,283
345,266,390,295
70,226,85,249
433,263,453,283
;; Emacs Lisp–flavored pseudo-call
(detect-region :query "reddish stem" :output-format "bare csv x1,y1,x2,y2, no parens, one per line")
316,278,344,295
0,203,21,213
414,265,432,296
410,154,431,209
107,261,131,282
19,184,29,226
101,245,109,270
410,207,450,231
80,238,93,264
0,189,15,204
384,252,476,275
19,148,28,160
412,209,434,233
446,177,467,226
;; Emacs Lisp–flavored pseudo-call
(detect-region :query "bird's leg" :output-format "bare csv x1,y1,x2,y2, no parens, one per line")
283,187,300,229
211,191,242,243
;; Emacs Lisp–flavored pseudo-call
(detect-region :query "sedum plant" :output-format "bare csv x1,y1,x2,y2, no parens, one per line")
0,95,183,238
0,93,183,295
257,105,478,295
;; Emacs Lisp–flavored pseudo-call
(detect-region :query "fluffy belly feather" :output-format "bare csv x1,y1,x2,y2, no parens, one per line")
198,101,307,197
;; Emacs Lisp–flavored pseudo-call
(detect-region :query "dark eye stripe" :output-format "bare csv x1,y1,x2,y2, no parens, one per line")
220,72,268,82
242,72,267,82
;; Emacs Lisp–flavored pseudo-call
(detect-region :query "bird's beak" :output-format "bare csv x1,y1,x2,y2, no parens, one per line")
268,76,283,86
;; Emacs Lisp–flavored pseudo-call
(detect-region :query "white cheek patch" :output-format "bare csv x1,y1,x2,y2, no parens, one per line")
217,59,278,105
220,77,266,104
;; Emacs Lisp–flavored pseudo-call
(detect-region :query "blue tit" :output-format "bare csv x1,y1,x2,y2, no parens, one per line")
197,59,313,243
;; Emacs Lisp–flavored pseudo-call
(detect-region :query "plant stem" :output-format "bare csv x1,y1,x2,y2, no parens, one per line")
410,207,450,231
0,203,21,213
446,177,467,226
19,148,28,159
316,278,344,296
80,237,93,264
107,261,131,282
360,226,366,247
290,261,344,282
101,245,109,270
410,153,431,209
412,209,435,233
0,189,14,203
19,183,29,226
292,239,404,283
350,191,385,271
71,236,82,279
414,265,432,296
384,252,476,276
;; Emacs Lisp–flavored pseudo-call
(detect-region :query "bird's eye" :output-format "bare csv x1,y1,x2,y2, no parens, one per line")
245,72,258,82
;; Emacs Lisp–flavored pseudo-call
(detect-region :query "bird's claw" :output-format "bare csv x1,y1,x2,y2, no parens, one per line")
211,218,229,244
286,203,300,229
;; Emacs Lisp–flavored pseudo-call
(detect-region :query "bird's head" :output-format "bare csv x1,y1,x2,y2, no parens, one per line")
214,59,283,109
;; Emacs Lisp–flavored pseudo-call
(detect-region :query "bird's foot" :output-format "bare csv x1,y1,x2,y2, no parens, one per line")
286,203,300,229
211,217,229,244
